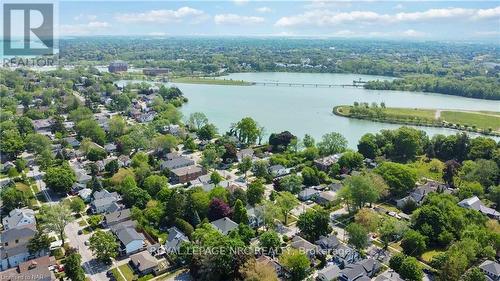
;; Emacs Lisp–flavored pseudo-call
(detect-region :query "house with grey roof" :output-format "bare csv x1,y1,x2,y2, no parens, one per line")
129,251,159,276
290,236,318,259
315,234,339,251
91,189,122,214
334,244,360,268
114,225,146,256
338,258,380,281
2,208,35,230
160,157,194,171
317,264,341,281
211,217,238,235
236,148,254,162
165,227,189,253
458,196,500,220
374,270,404,281
298,188,320,201
104,209,132,227
78,188,92,202
0,224,38,270
479,260,500,281
316,191,337,206
0,255,55,281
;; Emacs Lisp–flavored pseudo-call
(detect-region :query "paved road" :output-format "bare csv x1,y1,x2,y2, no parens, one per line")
65,221,111,281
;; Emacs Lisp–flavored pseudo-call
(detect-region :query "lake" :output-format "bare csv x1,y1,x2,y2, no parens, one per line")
120,72,500,147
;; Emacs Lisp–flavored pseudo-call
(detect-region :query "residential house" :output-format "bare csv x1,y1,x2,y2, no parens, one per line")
211,217,238,235
237,148,254,162
170,166,205,184
396,181,445,209
104,143,117,153
334,245,360,268
163,124,181,136
0,255,55,281
108,61,128,73
1,161,15,173
63,137,80,148
314,154,342,171
269,165,291,178
316,191,337,206
298,188,320,201
161,157,195,171
479,260,500,281
91,189,122,214
338,258,380,281
164,227,189,254
189,174,212,187
0,224,38,270
129,251,159,276
374,270,404,281
317,264,341,281
247,205,265,228
32,119,52,133
104,209,132,227
2,208,35,230
118,155,131,167
114,224,146,256
315,235,339,251
78,188,92,202
256,255,287,278
290,236,318,259
458,196,500,220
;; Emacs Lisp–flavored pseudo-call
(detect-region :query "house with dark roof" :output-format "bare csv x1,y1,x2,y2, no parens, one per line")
114,224,146,256
0,255,55,281
164,227,189,254
479,260,500,281
458,196,500,220
338,258,380,281
170,166,205,184
315,235,340,251
2,208,35,230
236,148,254,162
374,270,404,281
91,189,122,214
298,188,320,201
317,264,341,281
396,180,446,209
290,236,318,259
0,224,38,270
316,191,337,206
211,217,238,235
334,245,360,268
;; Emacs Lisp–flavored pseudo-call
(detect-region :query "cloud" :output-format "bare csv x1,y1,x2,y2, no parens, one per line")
148,32,167,36
275,6,500,27
60,21,110,35
74,14,97,21
256,7,272,13
233,0,249,6
214,14,265,25
394,4,404,10
115,7,205,23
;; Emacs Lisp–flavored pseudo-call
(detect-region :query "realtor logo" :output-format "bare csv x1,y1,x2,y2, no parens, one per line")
3,3,54,56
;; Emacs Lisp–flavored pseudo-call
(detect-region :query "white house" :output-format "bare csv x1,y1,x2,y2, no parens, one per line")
2,208,36,230
114,224,145,255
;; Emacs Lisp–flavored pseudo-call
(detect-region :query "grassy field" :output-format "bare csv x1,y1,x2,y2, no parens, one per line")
441,111,500,131
170,76,252,86
382,107,436,120
112,264,136,281
421,249,445,264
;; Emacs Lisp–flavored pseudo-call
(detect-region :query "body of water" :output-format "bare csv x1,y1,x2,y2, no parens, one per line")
119,72,500,147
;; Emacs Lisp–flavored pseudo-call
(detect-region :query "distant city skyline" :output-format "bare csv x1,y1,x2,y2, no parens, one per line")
4,1,500,41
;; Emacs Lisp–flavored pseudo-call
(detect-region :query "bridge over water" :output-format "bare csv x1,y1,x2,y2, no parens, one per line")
250,80,367,88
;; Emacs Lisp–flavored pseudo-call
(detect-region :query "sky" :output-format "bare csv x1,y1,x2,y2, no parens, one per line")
6,0,500,41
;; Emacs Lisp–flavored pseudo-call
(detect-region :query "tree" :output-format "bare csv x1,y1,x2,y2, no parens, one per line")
0,129,24,159
201,146,222,171
259,230,281,255
302,134,315,148
301,167,320,186
399,256,423,281
86,147,106,161
27,133,51,154
76,119,106,145
443,159,460,188
208,198,232,221
27,232,50,256
239,258,279,281
65,251,86,281
111,93,131,111
252,160,270,179
235,117,260,145
389,253,405,272
1,186,28,212
277,174,303,194
40,203,75,246
354,208,379,232
462,267,487,281
44,164,76,193
143,175,168,196
279,249,310,281
276,192,298,225
460,159,498,188
197,123,218,140
247,180,265,205
468,136,496,160
379,217,407,249
297,209,330,241
391,127,425,162
338,150,364,171
317,132,347,156
122,185,151,209
108,115,127,140
188,112,209,131
342,175,380,210
233,199,248,224
346,223,368,250
375,162,417,197
69,197,86,213
269,131,296,152
152,134,178,156
401,230,427,257
210,171,224,185
89,230,119,263
357,133,378,159
238,156,253,180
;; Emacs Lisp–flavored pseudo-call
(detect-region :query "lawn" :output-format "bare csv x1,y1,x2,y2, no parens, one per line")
382,107,436,120
111,268,126,281
15,182,31,192
170,76,252,86
119,264,137,281
441,111,500,132
421,249,445,264
408,158,444,181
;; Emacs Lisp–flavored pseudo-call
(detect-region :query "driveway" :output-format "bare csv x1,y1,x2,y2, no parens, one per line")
65,221,111,281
